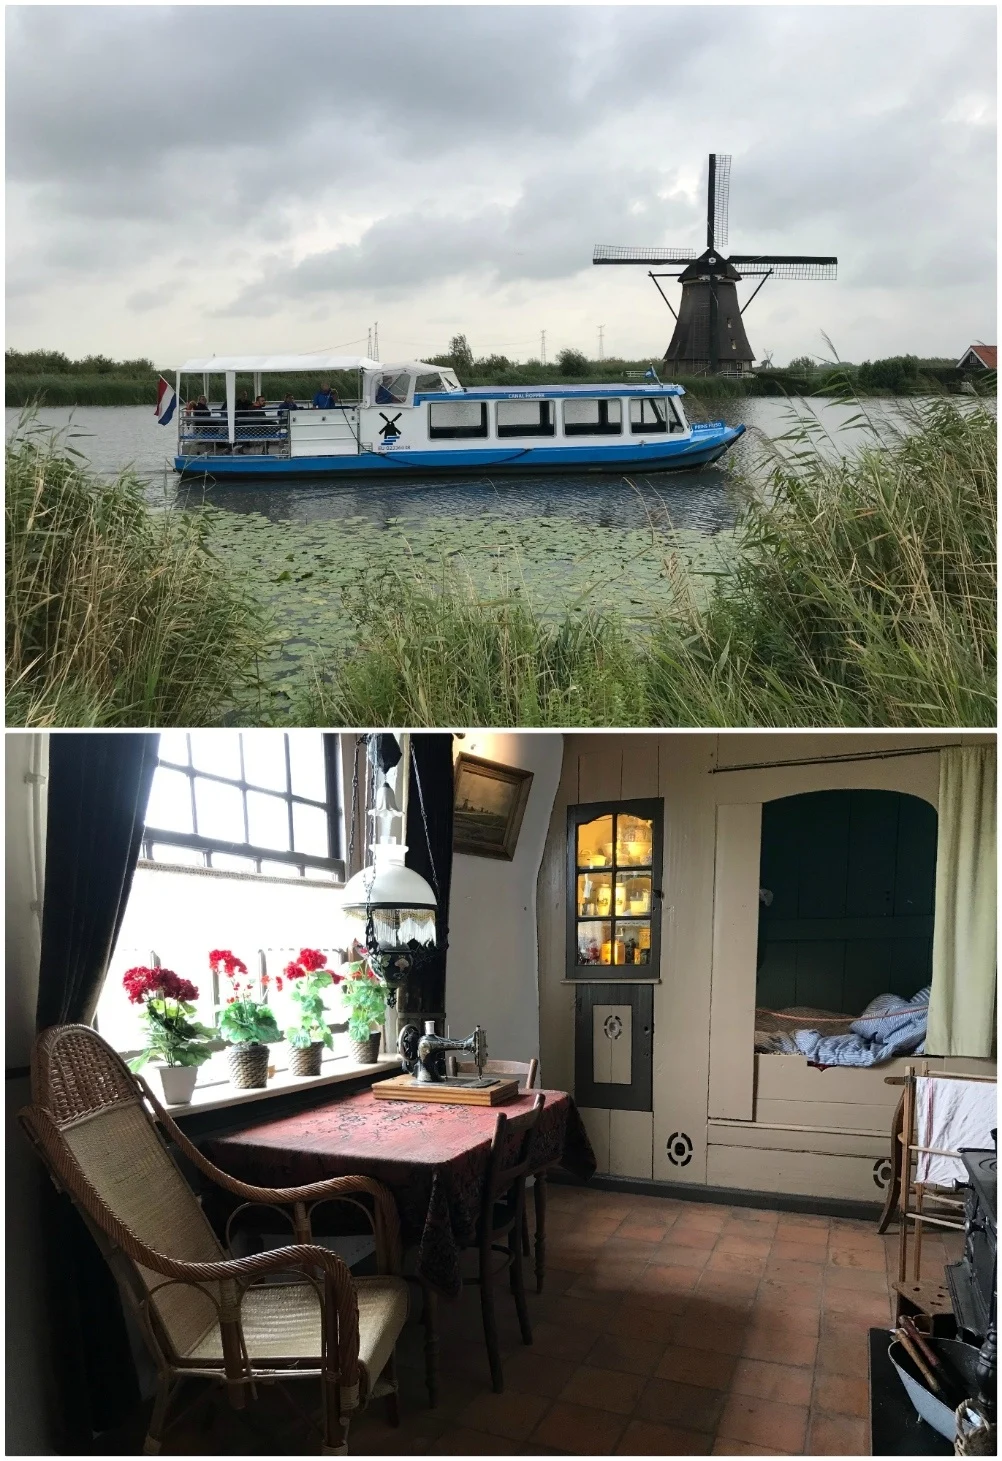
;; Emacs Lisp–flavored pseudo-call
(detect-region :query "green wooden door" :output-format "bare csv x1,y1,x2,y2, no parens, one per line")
757,789,936,1013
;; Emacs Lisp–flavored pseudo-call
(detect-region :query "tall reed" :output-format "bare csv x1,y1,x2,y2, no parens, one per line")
304,400,996,728
6,419,268,726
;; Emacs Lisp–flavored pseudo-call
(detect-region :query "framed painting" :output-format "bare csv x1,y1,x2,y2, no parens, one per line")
453,753,534,860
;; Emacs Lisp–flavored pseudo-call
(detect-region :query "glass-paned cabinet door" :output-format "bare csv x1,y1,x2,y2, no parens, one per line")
566,799,663,979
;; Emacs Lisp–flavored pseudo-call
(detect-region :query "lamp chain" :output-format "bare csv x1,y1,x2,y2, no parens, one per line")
410,744,439,898
346,734,364,872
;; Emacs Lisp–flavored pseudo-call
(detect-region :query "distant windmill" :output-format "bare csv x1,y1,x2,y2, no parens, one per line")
593,154,837,375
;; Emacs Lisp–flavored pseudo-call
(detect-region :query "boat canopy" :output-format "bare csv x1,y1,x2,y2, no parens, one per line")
362,361,462,408
178,353,380,374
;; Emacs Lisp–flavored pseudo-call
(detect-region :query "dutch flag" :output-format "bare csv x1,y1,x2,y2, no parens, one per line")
155,376,177,425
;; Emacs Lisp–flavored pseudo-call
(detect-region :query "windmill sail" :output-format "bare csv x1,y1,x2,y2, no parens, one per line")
712,154,730,250
594,246,696,264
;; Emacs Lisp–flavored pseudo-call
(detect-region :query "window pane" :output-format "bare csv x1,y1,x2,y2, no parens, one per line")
261,859,300,879
190,731,242,780
303,863,337,881
616,815,654,866
576,815,613,869
577,871,613,918
195,777,246,842
247,791,291,851
146,767,194,834
617,920,652,966
242,732,289,793
150,842,205,866
615,872,652,917
288,732,327,802
576,920,612,965
293,801,329,858
211,853,257,874
157,731,190,767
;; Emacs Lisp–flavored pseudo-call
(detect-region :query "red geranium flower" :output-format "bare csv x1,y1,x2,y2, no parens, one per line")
284,960,306,980
209,949,248,979
123,966,198,1005
297,948,328,972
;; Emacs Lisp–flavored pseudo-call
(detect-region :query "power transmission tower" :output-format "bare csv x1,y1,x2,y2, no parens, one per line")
598,325,605,360
373,321,380,359
540,330,546,366
367,327,372,357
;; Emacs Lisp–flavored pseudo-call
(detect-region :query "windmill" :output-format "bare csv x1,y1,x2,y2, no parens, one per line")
594,154,837,375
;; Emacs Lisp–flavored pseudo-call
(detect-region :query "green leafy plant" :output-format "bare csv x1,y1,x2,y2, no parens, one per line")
340,955,388,1041
284,948,341,1049
123,967,215,1071
211,949,281,1046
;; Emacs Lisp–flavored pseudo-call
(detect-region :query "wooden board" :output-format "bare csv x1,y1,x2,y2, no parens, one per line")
372,1074,521,1106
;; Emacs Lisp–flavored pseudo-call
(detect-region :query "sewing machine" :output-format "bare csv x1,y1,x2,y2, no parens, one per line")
397,1021,491,1085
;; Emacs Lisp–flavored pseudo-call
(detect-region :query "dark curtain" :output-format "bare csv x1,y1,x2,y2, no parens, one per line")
405,734,454,1020
36,732,159,1448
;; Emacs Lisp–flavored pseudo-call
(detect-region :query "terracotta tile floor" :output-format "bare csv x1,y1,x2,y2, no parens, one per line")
125,1186,963,1456
344,1186,961,1456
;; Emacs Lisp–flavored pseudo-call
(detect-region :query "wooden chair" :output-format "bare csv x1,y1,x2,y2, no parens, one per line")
19,1025,409,1456
888,1064,997,1323
445,1056,549,1294
467,1093,545,1392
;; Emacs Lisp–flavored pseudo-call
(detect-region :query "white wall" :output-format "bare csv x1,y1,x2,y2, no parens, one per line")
446,733,563,1074
5,731,57,1455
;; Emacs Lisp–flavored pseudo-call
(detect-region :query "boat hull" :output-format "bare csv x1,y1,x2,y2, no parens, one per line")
175,425,745,479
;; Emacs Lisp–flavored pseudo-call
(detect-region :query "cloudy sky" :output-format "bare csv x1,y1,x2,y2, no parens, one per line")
6,5,996,368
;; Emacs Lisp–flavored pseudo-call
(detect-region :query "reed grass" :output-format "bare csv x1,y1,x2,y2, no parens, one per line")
304,399,996,728
6,417,268,726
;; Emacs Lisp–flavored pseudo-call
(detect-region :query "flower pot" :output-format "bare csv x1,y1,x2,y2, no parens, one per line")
227,1042,270,1089
157,1065,199,1105
288,1043,324,1078
349,1032,381,1064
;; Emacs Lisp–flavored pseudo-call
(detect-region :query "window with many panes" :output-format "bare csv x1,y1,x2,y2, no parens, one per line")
566,799,664,979
145,731,343,878
93,731,348,1074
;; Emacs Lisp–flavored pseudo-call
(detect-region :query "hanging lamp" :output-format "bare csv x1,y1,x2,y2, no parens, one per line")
340,734,438,1005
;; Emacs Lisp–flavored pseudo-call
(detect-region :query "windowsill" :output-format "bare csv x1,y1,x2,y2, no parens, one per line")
163,1054,400,1116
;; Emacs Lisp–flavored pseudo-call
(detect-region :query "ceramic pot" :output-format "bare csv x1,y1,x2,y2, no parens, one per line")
288,1043,324,1078
157,1064,199,1105
227,1042,270,1089
349,1033,381,1064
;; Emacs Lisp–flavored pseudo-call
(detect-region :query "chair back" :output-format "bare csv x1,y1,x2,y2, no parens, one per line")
481,1093,545,1241
447,1056,539,1090
20,1024,225,1361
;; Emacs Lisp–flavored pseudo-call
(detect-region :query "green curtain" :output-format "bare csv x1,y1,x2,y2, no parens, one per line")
926,745,997,1056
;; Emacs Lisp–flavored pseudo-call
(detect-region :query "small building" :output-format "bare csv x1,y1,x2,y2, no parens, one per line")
957,343,997,371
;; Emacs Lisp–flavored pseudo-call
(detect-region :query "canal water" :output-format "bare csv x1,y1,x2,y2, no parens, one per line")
5,394,946,702
5,396,928,537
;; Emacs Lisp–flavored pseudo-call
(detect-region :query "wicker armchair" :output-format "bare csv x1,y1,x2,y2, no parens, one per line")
19,1025,409,1456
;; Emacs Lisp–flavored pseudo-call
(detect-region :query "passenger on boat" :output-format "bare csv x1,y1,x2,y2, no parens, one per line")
312,382,338,408
192,394,212,420
278,392,299,421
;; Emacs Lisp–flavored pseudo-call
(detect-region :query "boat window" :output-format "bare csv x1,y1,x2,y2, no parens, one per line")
629,398,668,435
415,373,447,394
669,398,687,431
375,372,412,405
563,399,623,437
428,401,489,439
496,400,555,438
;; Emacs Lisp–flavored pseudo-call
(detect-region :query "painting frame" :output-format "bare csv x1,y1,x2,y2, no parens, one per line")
453,753,534,861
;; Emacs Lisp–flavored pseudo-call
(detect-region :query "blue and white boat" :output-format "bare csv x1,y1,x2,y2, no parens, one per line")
172,354,744,477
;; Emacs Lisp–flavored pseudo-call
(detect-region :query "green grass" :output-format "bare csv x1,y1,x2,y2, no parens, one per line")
5,417,269,726
300,399,996,728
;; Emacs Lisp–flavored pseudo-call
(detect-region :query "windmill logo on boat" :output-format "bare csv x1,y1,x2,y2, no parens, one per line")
378,412,403,439
594,153,838,375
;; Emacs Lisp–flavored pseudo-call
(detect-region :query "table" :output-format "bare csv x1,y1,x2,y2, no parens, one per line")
203,1087,595,1300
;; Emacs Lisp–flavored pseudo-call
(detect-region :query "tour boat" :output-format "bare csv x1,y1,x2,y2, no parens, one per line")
172,354,744,477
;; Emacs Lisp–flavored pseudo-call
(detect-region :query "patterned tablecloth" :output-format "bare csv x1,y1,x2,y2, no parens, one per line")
203,1087,596,1298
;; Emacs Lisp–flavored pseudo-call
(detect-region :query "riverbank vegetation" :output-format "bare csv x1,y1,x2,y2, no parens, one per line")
6,345,988,407
302,400,996,729
6,401,994,729
6,419,265,727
